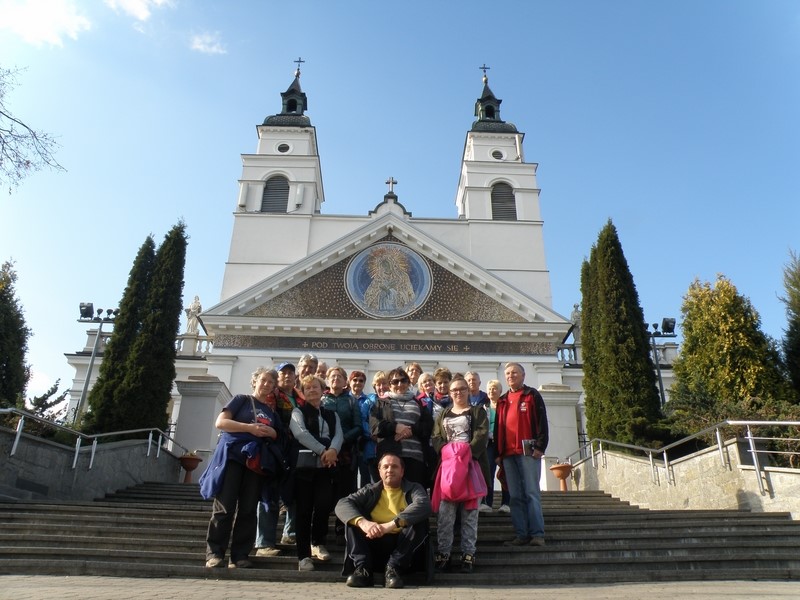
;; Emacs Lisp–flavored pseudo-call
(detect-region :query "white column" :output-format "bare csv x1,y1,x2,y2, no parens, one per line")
173,376,232,456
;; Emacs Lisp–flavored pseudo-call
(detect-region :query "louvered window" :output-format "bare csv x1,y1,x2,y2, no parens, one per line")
491,183,517,221
261,176,289,213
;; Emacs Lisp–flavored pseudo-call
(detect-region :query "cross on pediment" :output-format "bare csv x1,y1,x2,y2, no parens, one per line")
385,177,397,193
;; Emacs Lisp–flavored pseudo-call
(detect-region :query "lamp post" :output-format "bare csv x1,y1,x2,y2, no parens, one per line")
646,317,677,408
73,303,118,424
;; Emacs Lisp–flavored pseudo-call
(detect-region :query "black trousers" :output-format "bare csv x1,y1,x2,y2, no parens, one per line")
294,468,335,560
206,460,263,562
344,520,426,574
333,462,357,535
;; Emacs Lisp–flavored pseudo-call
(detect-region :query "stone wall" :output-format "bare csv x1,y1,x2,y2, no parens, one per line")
572,437,800,518
0,427,181,502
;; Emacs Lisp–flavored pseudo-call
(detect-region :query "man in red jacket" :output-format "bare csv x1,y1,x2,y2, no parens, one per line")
493,362,549,547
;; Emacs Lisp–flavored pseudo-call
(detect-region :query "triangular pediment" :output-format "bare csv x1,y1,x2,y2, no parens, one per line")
202,213,569,341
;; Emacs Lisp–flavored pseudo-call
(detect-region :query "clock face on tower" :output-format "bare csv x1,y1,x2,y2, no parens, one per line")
345,243,432,319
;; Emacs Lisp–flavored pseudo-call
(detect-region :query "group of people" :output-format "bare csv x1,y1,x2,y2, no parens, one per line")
200,354,549,588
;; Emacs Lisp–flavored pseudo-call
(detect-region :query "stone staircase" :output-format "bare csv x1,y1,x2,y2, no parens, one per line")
1,482,800,585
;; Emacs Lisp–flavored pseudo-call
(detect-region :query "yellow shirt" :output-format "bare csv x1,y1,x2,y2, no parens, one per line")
351,487,407,531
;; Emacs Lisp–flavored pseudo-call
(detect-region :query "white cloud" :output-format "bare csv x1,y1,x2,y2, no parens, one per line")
103,0,172,22
190,31,226,55
0,0,91,46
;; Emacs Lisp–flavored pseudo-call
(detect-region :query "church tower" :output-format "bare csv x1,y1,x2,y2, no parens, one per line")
235,61,325,216
221,62,326,301
455,69,541,222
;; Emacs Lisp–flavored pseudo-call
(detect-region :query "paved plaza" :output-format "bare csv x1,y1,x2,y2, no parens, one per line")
1,576,797,600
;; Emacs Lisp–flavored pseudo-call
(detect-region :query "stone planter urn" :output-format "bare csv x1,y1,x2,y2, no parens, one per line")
549,463,573,492
179,453,203,484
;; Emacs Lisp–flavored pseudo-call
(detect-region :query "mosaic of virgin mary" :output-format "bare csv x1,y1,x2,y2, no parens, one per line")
345,243,432,318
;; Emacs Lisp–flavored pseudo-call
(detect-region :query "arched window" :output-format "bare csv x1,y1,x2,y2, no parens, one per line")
287,99,298,113
491,183,517,221
261,176,289,213
485,105,496,120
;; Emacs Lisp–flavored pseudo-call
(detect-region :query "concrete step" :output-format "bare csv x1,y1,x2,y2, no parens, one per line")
1,556,796,585
2,549,799,585
6,541,800,568
4,533,800,561
2,484,799,586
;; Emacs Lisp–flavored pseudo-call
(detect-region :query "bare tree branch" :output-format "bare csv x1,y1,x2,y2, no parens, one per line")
0,66,65,194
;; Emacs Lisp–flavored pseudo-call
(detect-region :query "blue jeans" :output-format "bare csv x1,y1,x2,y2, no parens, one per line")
485,441,510,507
282,503,296,539
502,454,544,539
256,496,278,548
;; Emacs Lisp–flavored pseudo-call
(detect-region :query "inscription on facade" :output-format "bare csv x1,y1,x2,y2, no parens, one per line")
215,334,557,356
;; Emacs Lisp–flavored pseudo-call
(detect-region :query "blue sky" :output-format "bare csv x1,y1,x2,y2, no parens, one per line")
2,1,799,399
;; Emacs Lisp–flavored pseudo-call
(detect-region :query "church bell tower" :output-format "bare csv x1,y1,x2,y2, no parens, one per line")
235,59,325,215
455,68,541,222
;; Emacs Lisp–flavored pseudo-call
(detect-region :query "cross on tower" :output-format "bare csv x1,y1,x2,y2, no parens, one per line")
479,63,491,83
385,177,397,193
293,56,305,76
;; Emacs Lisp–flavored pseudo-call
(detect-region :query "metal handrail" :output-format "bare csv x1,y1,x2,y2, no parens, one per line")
1,407,191,469
563,419,800,495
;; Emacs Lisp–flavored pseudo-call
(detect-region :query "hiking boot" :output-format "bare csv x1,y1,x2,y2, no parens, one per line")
298,557,315,571
384,565,404,589
205,556,224,568
530,536,546,547
346,566,373,588
228,558,252,568
460,553,475,573
434,552,450,572
503,536,531,546
311,544,331,561
281,535,296,545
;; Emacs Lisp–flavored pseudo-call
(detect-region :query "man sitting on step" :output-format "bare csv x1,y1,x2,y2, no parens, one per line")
334,452,432,589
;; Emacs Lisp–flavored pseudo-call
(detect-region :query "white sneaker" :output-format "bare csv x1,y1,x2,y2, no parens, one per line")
498,504,511,513
478,503,493,513
255,546,281,557
311,544,331,561
298,557,315,571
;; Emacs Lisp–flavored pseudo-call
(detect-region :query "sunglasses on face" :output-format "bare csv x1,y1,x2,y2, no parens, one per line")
391,377,410,385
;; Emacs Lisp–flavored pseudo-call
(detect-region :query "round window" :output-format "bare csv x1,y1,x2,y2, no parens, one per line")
491,149,504,160
277,143,290,153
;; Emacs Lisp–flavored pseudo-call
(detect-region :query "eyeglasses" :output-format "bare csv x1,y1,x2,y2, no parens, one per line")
450,387,469,393
391,377,410,385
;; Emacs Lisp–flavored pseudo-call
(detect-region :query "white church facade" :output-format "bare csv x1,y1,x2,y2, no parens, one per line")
67,67,679,489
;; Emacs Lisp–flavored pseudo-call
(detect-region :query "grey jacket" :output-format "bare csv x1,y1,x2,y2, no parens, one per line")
335,478,432,526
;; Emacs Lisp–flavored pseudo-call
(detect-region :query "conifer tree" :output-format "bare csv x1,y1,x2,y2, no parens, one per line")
17,380,69,437
113,222,187,432
82,237,155,432
0,261,30,408
580,220,662,446
669,275,796,433
781,250,800,401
